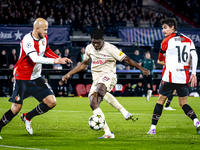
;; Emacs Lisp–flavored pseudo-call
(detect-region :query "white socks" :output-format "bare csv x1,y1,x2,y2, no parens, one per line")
193,118,200,127
103,92,129,117
150,124,156,130
93,107,111,135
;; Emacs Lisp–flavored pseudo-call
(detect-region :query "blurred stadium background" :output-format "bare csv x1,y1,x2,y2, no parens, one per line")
0,0,200,97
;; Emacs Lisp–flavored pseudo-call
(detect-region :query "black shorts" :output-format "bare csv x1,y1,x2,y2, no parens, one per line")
9,77,54,104
159,80,189,97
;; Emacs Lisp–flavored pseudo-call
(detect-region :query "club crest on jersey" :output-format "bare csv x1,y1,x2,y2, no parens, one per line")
103,55,107,57
119,51,124,56
26,43,31,48
15,94,20,101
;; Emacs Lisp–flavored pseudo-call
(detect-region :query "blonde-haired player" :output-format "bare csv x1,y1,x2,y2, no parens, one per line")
0,18,72,139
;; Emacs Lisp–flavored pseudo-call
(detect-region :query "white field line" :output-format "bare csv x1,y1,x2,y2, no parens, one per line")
161,126,177,128
0,108,198,116
0,145,49,150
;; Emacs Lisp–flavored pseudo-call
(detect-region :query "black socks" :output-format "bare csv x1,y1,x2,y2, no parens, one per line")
182,104,197,121
26,103,52,120
152,103,163,125
0,109,16,132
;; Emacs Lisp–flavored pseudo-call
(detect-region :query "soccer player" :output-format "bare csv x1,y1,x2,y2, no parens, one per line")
147,18,200,135
0,18,72,139
62,29,150,139
157,54,176,110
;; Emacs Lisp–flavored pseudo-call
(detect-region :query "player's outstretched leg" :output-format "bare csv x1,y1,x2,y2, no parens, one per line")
104,92,133,120
93,108,115,139
21,95,56,134
0,106,20,139
182,104,200,135
147,103,163,135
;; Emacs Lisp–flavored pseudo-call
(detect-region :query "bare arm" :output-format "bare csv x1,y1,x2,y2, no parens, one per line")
157,60,165,66
62,59,90,82
123,55,150,76
189,50,198,87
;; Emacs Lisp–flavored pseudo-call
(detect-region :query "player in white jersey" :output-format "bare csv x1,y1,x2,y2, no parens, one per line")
157,54,176,110
62,29,150,139
0,18,72,139
147,18,200,135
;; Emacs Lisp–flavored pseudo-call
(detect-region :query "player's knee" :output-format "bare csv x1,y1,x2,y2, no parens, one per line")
48,99,57,108
96,87,106,98
96,83,107,97
44,95,57,108
179,102,185,108
11,103,22,115
178,97,187,108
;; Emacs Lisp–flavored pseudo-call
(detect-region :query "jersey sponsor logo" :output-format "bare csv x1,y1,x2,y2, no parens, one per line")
92,59,107,65
119,51,124,56
26,43,31,48
102,76,110,82
174,38,185,41
176,68,189,71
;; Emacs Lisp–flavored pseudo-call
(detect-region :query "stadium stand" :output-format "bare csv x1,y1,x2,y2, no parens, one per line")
0,0,200,97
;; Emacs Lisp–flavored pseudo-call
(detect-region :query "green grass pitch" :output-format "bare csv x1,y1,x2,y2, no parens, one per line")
0,96,200,150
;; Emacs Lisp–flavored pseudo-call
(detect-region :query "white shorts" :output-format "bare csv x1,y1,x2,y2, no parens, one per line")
88,73,117,97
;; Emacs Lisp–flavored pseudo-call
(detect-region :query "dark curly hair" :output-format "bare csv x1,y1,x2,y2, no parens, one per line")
90,28,104,39
160,18,177,31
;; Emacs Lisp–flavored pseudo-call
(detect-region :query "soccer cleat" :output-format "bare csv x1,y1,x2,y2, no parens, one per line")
21,113,33,135
164,107,176,110
125,113,133,120
0,135,2,139
146,90,152,102
147,129,156,135
98,132,115,139
195,122,200,135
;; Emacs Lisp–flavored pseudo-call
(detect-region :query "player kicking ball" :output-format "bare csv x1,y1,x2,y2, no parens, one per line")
62,29,150,139
0,18,72,139
147,18,200,135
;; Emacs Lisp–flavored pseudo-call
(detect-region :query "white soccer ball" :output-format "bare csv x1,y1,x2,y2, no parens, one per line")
88,114,105,130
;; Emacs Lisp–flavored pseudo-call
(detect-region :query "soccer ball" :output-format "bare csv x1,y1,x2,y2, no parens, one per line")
88,114,105,130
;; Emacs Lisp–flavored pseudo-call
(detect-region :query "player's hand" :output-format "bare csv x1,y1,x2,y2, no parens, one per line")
54,58,72,64
64,58,72,63
189,74,197,87
62,73,70,83
142,69,150,76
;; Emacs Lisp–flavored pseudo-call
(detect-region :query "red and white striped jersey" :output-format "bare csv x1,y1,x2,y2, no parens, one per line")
13,32,59,80
159,33,196,84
